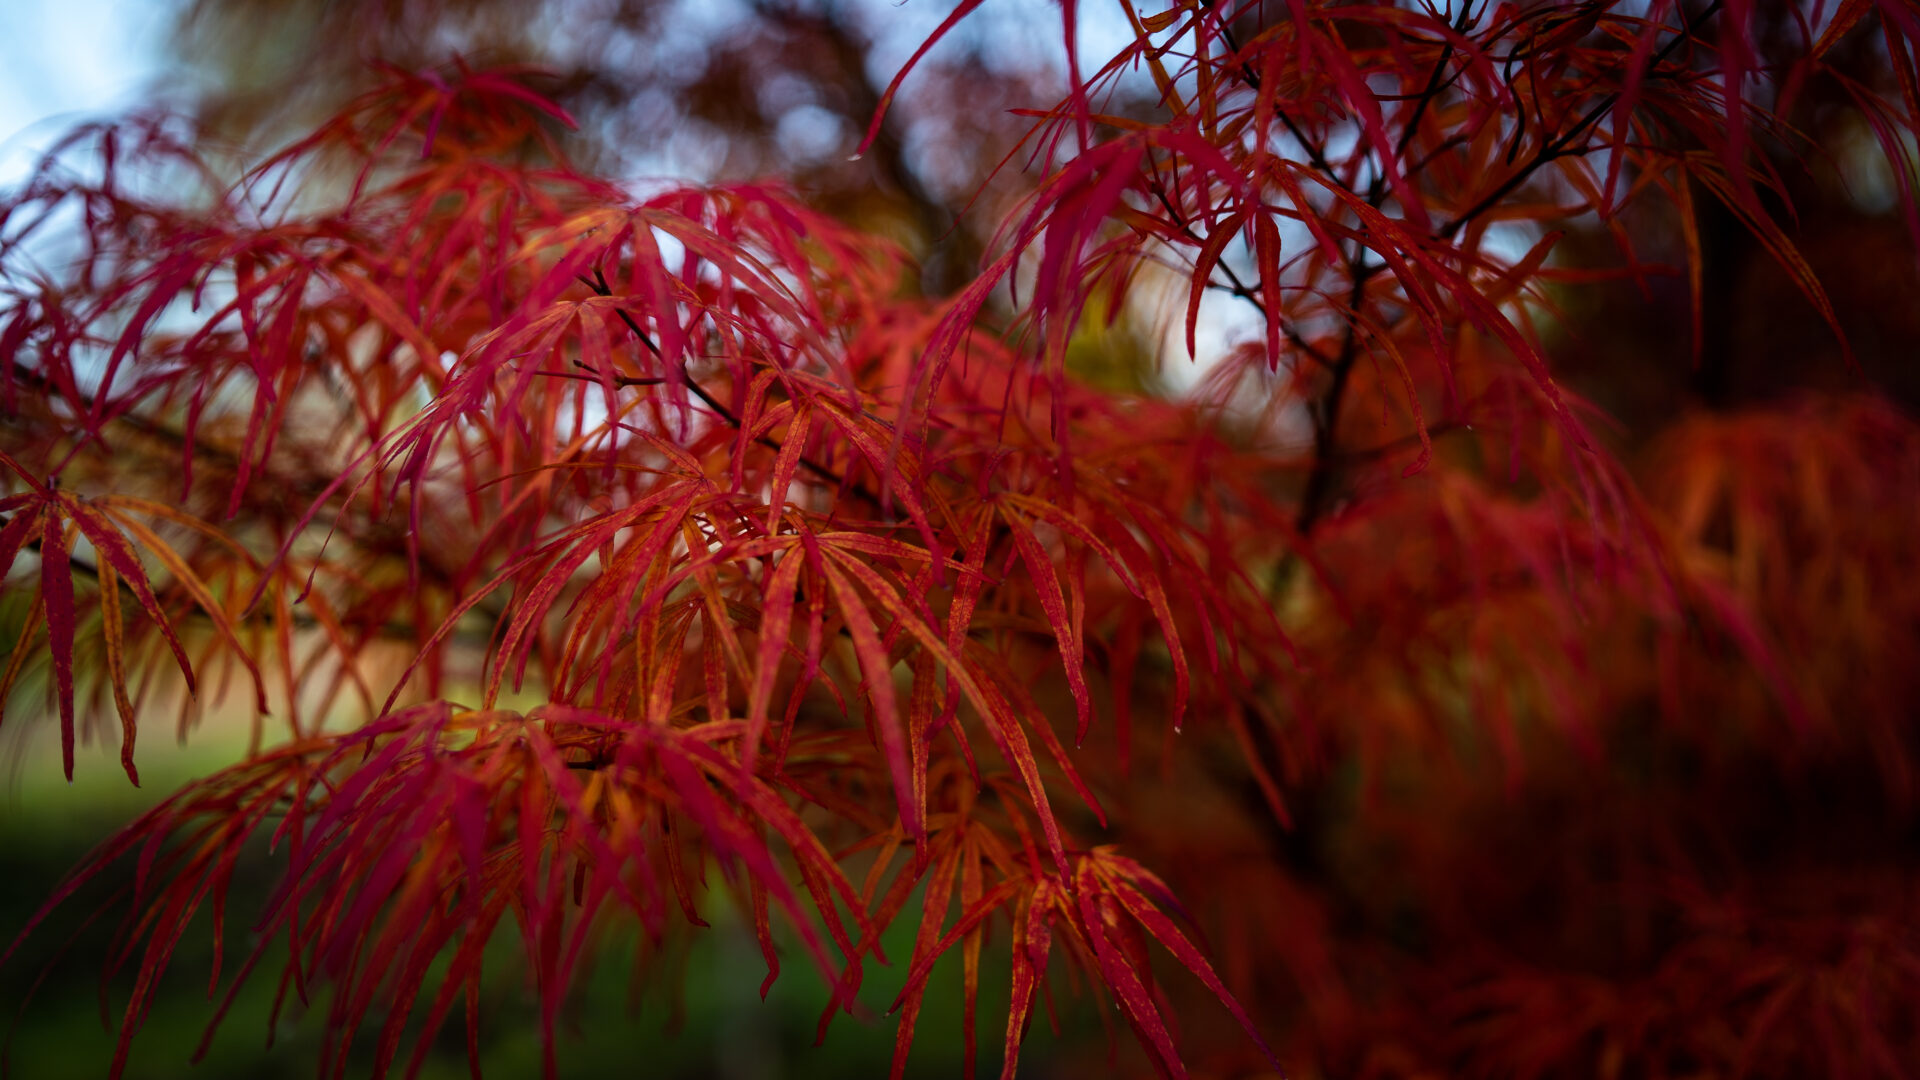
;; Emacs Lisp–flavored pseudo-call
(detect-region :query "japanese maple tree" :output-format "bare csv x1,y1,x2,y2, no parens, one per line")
4,1,1920,1077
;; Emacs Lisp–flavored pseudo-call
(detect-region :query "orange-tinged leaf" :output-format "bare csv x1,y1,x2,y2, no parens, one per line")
1074,882,1183,1077
767,401,811,532
1186,207,1248,360
1000,881,1056,1080
888,839,960,1080
1102,862,1280,1070
855,0,989,158
1252,211,1285,370
1142,7,1185,34
744,543,804,774
999,492,1143,597
104,511,269,713
1004,508,1093,742
1813,0,1875,58
820,544,1071,870
889,878,1025,1014
1674,172,1706,366
61,496,196,695
95,556,139,785
0,503,43,588
40,513,78,780
1692,160,1854,370
819,554,922,844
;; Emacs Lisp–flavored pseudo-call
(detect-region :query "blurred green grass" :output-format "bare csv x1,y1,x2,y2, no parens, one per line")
0,727,1073,1079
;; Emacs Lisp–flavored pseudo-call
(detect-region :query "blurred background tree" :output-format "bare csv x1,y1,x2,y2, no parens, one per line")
164,0,1920,409
169,0,1089,297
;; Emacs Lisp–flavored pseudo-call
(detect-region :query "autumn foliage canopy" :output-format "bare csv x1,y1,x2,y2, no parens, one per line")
3,1,1920,1076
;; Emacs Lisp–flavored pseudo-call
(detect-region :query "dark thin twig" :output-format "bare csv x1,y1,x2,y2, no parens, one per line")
560,361,664,387
1436,0,1725,240
1395,42,1457,161
1207,0,1348,188
0,510,450,644
0,360,483,602
1292,262,1381,537
573,268,892,509
1331,421,1471,465
1299,0,1726,538
1144,160,1336,372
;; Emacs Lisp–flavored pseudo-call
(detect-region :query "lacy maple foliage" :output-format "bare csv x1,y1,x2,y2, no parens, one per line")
2,3,1918,1078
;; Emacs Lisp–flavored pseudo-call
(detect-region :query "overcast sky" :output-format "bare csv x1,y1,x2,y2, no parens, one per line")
0,0,169,188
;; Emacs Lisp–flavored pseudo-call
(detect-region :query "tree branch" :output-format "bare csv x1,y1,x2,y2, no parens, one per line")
573,269,893,512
